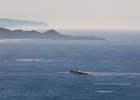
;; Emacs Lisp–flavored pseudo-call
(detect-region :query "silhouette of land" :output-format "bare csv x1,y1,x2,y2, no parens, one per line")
0,18,48,28
0,18,48,32
0,27,106,40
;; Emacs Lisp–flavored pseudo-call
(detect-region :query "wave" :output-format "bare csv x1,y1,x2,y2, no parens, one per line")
17,59,38,62
93,83,140,87
57,72,69,74
2,59,140,63
0,39,27,42
97,91,114,93
3,59,67,62
93,83,130,86
88,72,140,76
3,73,52,76
49,71,140,77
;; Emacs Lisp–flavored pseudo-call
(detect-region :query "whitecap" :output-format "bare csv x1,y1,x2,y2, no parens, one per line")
3,59,68,62
16,59,38,62
0,39,27,42
46,60,67,62
88,72,140,76
93,83,140,87
97,90,114,93
57,72,70,74
93,83,130,86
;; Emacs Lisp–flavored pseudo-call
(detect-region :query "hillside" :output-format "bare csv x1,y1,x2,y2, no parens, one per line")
0,27,106,40
0,18,48,31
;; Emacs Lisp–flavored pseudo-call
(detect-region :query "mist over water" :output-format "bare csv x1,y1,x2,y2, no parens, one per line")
58,30,140,41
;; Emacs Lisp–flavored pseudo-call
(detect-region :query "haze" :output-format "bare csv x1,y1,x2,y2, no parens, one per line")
0,0,140,30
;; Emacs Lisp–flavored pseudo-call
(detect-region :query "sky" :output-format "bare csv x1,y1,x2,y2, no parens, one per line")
0,0,140,30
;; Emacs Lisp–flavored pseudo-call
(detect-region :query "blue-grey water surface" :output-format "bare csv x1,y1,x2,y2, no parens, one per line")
0,38,140,100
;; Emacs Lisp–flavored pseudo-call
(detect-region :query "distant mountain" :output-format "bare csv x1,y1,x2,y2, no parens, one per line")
0,27,106,40
0,18,48,31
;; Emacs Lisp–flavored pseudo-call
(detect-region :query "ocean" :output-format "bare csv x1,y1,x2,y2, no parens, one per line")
0,32,140,100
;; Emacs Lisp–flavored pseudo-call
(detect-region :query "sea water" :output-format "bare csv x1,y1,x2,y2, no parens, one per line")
0,33,140,100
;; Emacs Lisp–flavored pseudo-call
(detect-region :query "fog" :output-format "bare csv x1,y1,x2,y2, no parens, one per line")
58,29,140,41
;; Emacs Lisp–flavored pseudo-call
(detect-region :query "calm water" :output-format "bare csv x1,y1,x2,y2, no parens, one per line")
0,38,140,100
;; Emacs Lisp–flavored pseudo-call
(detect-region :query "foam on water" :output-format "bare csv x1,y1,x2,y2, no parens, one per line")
3,59,140,64
47,71,140,77
0,39,27,42
57,72,70,74
88,72,140,76
3,59,67,62
97,91,114,93
17,59,37,62
93,83,130,86
93,83,140,87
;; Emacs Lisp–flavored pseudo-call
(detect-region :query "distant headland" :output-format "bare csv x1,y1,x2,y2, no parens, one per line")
0,27,106,40
0,18,48,28
0,18,48,31
0,18,106,40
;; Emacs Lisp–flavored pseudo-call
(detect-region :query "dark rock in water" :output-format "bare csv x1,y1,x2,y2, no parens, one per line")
70,70,89,75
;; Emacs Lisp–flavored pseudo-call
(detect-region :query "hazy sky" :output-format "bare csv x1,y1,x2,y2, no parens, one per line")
0,0,140,30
